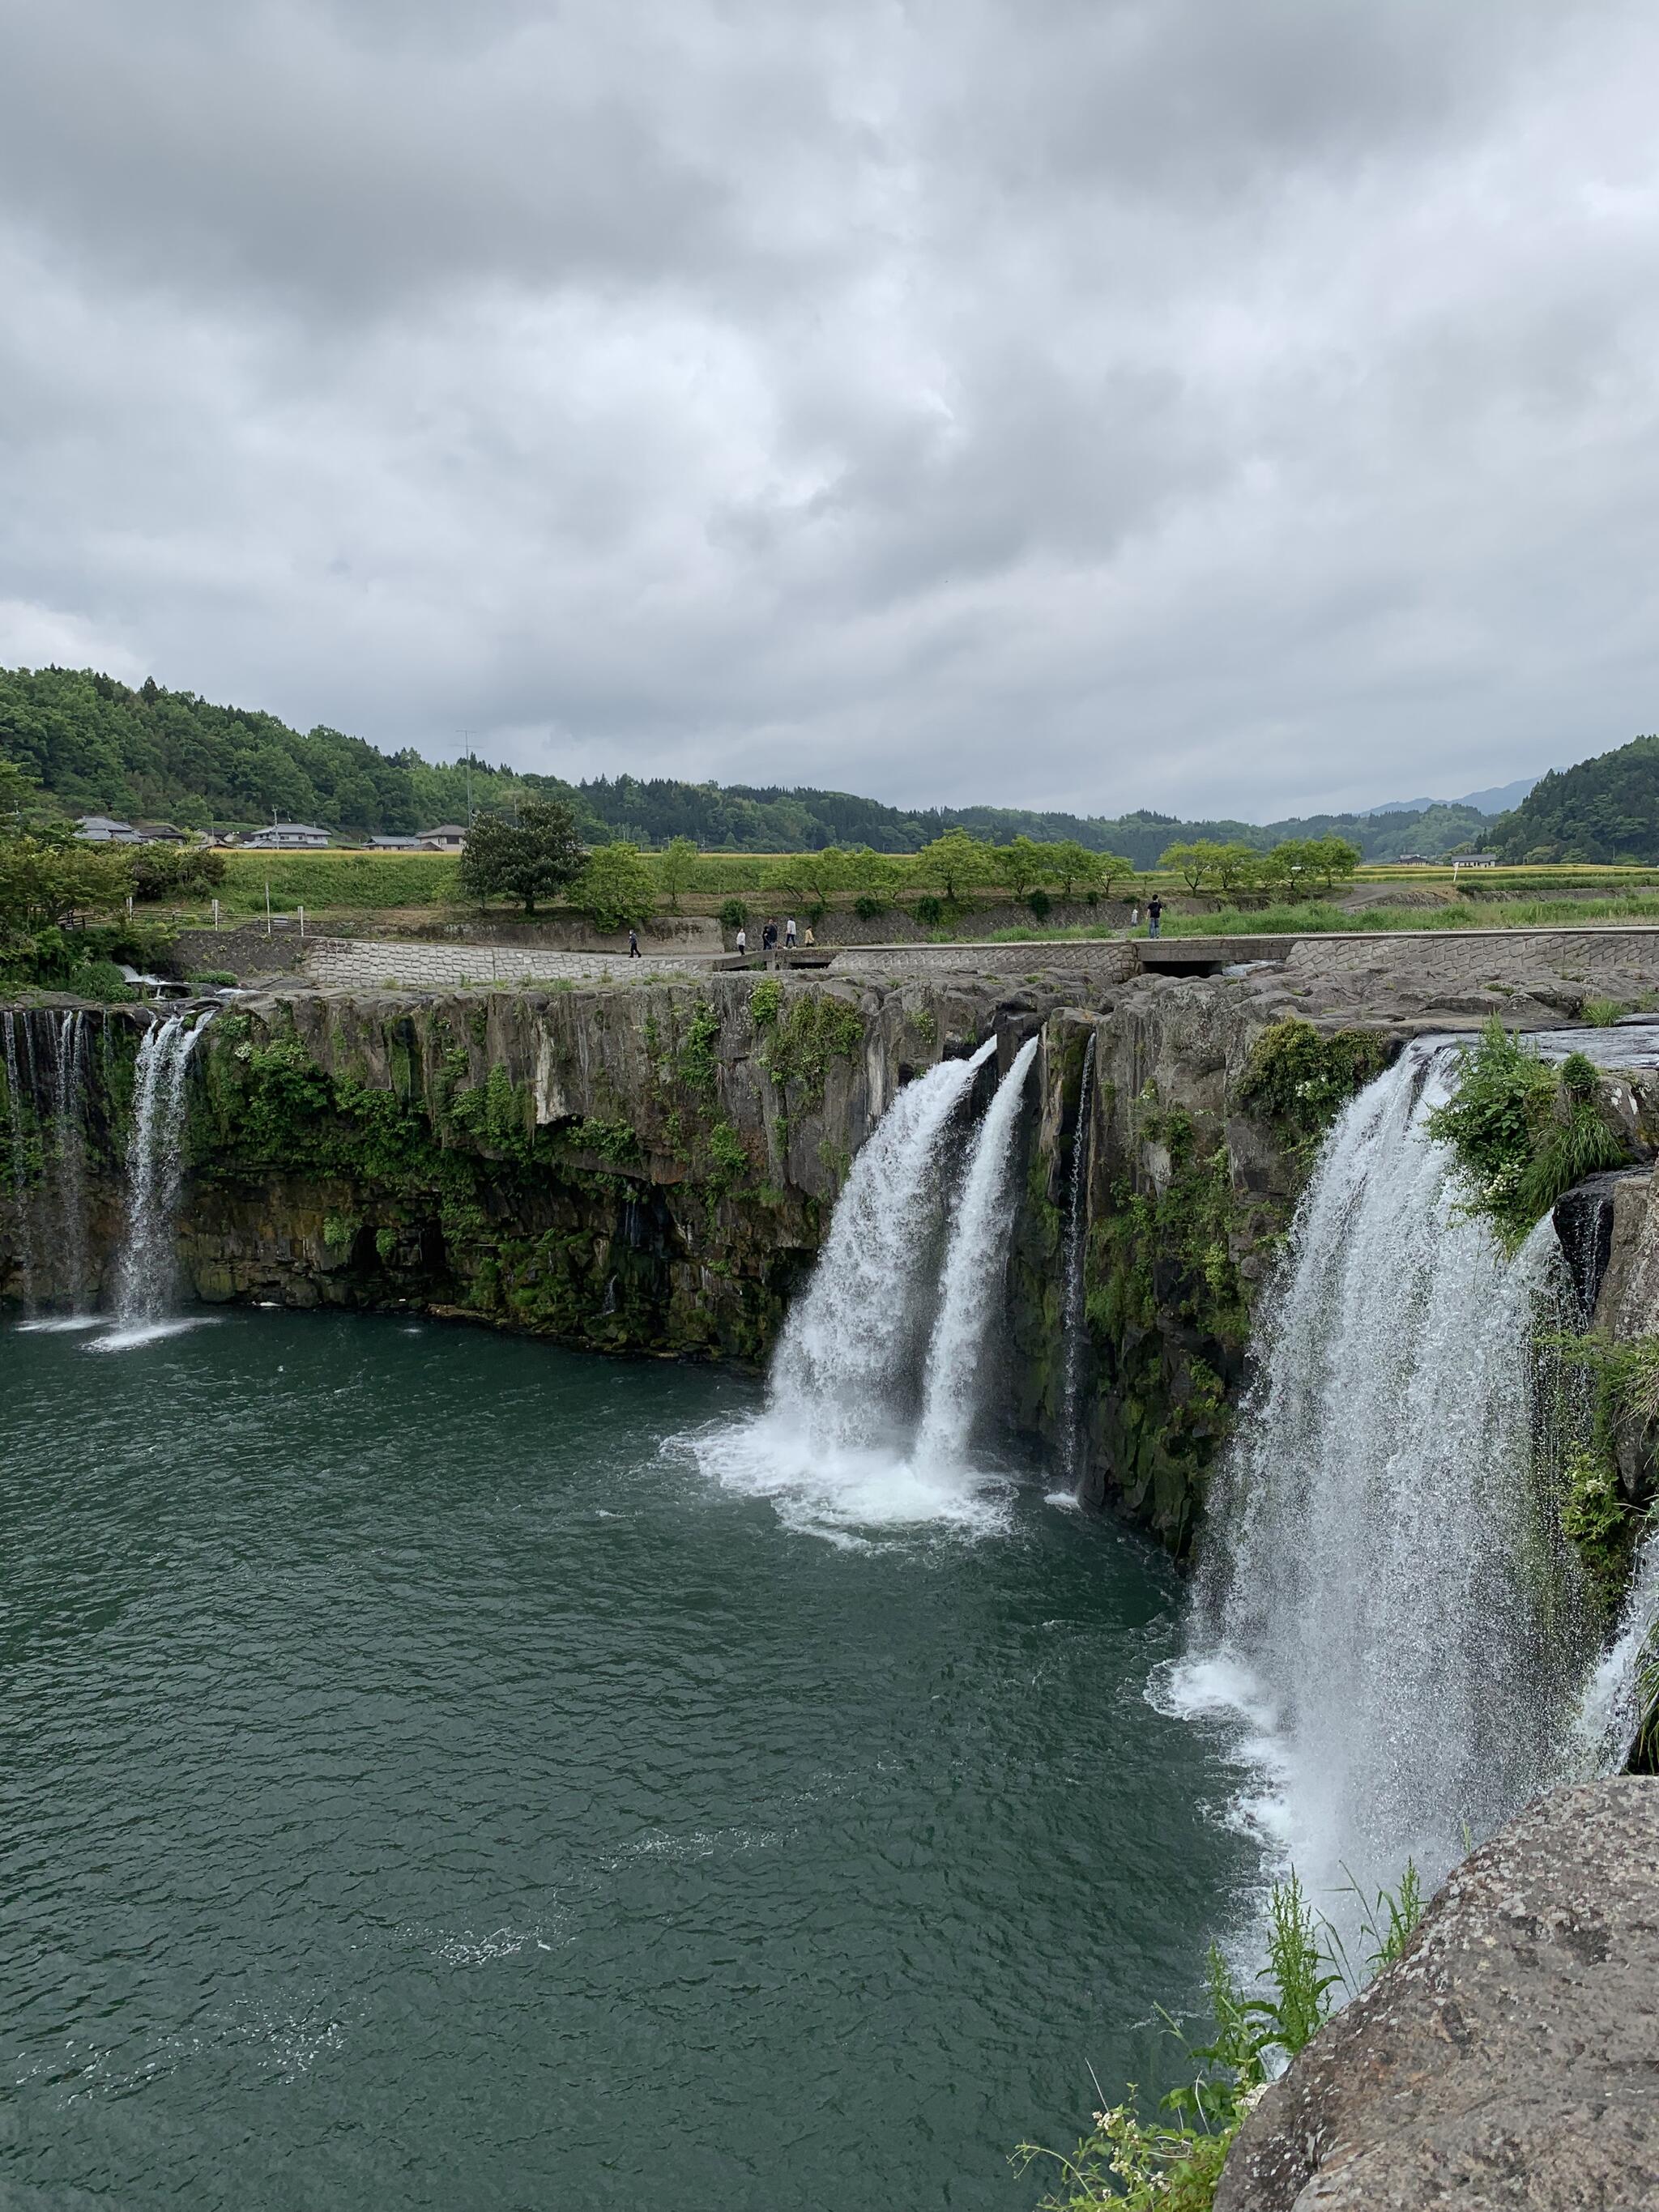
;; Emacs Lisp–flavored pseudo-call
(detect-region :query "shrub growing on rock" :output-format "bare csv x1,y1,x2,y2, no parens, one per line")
1426,1022,1630,1248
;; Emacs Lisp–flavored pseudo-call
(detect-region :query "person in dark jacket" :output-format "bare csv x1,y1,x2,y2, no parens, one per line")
1147,896,1163,939
628,928,641,958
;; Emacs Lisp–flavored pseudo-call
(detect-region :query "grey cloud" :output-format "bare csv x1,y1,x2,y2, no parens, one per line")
1,0,1657,817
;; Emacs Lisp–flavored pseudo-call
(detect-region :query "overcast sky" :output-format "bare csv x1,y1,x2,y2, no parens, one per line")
2,1,1657,820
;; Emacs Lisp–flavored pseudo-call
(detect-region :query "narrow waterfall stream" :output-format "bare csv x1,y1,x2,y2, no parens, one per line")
1060,1033,1096,1491
50,1012,93,1319
1162,1035,1642,1952
2,1009,38,1311
100,1010,215,1349
695,1036,1038,1538
917,1037,1039,1464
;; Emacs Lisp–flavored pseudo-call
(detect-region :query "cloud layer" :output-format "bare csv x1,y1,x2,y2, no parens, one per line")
2,0,1657,816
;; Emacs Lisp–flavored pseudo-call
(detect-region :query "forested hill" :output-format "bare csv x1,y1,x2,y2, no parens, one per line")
2,663,1491,859
1495,735,1659,863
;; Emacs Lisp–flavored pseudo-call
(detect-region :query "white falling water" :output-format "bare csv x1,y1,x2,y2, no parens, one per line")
2,1008,39,1310
1160,1037,1617,1949
1060,1033,1096,1491
917,1038,1039,1465
693,1036,1039,1541
97,1010,215,1350
770,1038,998,1452
52,1012,92,1315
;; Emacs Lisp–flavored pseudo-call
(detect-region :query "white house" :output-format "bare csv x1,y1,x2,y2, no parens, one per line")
1453,852,1500,869
243,822,331,849
419,824,468,853
75,814,143,843
369,834,426,850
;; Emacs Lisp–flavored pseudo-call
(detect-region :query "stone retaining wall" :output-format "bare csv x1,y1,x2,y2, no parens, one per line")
828,940,1138,983
1285,924,1659,988
301,939,709,988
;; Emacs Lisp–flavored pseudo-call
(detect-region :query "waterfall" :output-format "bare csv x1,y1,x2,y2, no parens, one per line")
771,1038,998,1451
917,1038,1039,1464
51,1012,93,1315
1161,1037,1612,1946
1060,1034,1096,1490
2,1009,39,1309
693,1035,1039,1539
100,1011,214,1348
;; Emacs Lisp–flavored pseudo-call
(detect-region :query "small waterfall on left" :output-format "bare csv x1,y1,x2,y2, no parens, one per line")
97,1010,215,1349
2,1009,40,1311
10,1008,103,1330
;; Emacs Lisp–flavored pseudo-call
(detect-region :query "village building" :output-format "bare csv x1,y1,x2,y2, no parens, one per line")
242,822,331,849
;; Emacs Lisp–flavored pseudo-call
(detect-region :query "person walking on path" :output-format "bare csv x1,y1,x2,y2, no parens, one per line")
1129,902,1140,931
735,923,748,956
803,924,815,948
785,916,797,948
761,919,778,953
628,928,641,958
1146,896,1163,940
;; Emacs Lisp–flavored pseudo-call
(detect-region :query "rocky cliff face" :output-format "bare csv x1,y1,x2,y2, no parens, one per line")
1215,1779,1659,2210
1,976,1057,1363
10,952,1658,1564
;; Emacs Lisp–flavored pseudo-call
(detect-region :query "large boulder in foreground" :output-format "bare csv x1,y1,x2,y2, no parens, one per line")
1216,1780,1659,2210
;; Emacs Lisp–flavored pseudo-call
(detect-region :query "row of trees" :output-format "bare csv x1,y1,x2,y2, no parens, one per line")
457,809,1145,920
1158,836,1362,897
455,806,1367,921
671,829,1137,911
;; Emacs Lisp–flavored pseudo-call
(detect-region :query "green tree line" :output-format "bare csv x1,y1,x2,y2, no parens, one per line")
1495,733,1659,864
3,663,1508,859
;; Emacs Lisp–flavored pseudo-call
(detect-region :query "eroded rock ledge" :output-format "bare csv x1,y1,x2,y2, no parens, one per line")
1215,1779,1659,2210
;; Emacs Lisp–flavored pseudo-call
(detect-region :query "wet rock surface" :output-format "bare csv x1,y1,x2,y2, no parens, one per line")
1216,1780,1659,2212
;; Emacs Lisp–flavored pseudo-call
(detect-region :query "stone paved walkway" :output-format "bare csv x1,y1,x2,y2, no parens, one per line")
301,938,716,989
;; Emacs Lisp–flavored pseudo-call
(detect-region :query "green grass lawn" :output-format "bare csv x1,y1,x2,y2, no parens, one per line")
989,893,1659,943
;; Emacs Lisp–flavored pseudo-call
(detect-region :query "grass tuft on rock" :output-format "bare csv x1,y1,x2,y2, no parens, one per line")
1426,1021,1630,1249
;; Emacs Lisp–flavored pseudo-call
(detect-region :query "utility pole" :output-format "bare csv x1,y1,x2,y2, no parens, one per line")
458,732,476,826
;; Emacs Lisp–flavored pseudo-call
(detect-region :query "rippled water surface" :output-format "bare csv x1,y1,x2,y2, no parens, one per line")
2,1315,1251,2210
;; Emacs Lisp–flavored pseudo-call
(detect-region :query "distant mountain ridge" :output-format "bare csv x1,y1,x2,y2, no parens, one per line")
0,662,1543,863
1361,774,1546,819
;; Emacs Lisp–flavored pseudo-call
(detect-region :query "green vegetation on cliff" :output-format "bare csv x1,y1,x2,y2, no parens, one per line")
1548,1332,1659,1618
188,1001,805,1361
1426,1025,1630,1248
1235,1017,1393,1157
1068,1024,1390,1553
1081,1099,1251,1552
